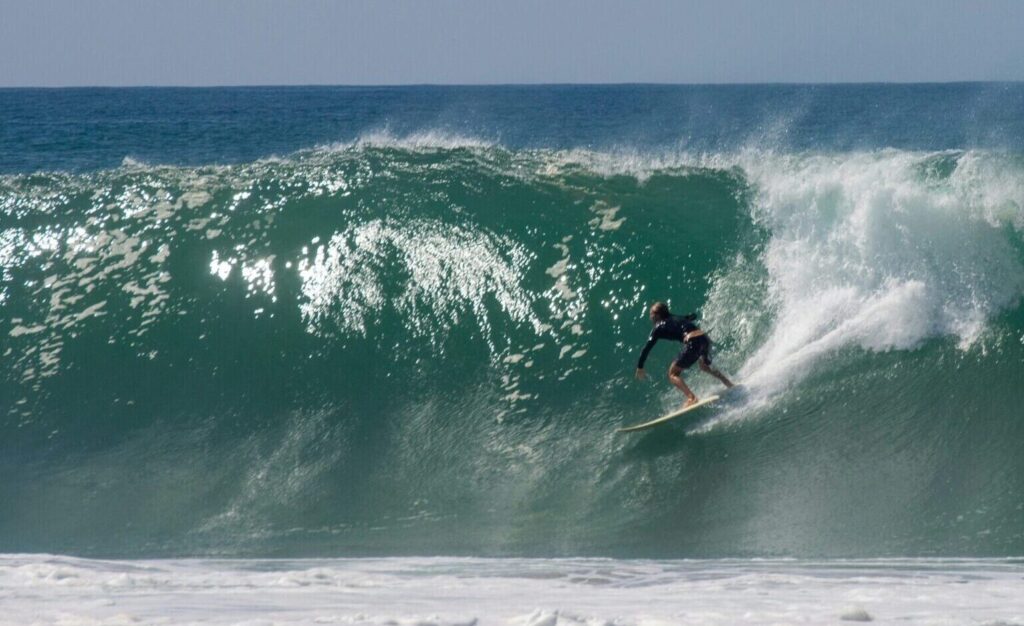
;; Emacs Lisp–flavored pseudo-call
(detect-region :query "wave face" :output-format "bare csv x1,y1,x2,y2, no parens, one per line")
2,86,1024,558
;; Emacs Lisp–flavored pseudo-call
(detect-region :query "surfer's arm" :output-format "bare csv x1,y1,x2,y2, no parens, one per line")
636,334,659,373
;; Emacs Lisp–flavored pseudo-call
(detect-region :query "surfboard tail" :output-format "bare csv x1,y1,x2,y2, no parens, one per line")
617,395,721,433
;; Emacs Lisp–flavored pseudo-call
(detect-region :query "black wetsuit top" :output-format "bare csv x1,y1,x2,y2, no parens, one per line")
637,314,699,369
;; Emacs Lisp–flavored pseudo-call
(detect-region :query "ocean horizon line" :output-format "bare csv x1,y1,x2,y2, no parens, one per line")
2,79,1023,90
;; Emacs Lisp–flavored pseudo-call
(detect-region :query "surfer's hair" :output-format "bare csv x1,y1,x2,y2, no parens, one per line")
650,302,670,320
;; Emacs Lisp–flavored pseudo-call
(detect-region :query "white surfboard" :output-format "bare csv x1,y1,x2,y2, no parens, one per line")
617,395,720,433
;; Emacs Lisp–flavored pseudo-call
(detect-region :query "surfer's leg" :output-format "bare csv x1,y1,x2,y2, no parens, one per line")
668,363,698,407
697,337,734,388
699,360,734,388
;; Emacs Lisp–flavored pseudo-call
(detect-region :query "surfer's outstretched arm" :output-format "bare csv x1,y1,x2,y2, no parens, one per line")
637,335,658,371
635,333,660,380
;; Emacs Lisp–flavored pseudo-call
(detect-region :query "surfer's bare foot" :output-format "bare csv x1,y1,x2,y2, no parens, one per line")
683,396,698,408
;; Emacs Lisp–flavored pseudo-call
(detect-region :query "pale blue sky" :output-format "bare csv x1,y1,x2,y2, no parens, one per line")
2,0,1022,86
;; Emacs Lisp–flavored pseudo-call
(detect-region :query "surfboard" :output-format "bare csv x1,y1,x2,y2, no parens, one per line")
617,395,720,433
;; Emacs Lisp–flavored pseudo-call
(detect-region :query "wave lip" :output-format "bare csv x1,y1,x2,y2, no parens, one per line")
318,128,499,153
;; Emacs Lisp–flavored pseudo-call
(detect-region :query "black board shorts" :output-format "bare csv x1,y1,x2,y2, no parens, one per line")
674,335,712,370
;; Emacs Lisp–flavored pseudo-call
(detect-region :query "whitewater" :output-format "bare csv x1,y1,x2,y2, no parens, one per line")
2,555,1022,626
2,84,1024,623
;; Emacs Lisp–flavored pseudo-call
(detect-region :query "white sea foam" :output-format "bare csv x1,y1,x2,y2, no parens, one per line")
1,555,1021,626
705,149,1024,398
319,129,497,153
119,155,150,169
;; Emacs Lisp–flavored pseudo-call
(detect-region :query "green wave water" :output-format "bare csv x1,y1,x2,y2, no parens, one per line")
2,141,1023,558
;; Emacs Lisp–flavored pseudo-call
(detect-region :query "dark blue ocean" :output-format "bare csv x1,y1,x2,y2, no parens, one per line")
3,84,1024,173
2,84,1024,559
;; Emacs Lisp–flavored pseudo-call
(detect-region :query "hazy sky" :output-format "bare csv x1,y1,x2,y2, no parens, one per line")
2,0,1023,86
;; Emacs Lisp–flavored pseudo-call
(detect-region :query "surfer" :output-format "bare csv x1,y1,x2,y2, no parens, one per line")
635,302,733,408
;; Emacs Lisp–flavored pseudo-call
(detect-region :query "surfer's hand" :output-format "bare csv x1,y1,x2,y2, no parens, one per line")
635,368,646,380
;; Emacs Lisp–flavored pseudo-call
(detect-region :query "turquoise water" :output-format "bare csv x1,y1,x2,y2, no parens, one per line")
1,86,1023,558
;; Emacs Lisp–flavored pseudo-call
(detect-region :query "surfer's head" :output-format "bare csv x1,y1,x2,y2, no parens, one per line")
649,302,670,323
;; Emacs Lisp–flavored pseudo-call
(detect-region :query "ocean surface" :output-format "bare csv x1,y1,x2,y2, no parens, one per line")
2,84,1024,623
